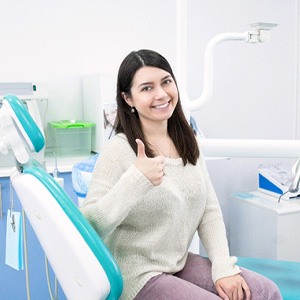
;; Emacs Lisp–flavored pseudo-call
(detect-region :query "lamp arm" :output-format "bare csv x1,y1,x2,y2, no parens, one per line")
199,138,300,158
188,23,278,112
188,32,249,112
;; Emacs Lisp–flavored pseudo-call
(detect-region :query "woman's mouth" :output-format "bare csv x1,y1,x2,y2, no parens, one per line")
152,101,170,109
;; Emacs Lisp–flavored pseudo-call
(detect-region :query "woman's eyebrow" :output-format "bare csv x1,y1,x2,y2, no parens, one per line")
138,81,153,88
161,75,172,81
137,75,172,88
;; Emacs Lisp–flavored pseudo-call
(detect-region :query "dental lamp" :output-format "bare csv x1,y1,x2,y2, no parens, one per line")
175,1,300,159
188,22,278,112
179,22,300,159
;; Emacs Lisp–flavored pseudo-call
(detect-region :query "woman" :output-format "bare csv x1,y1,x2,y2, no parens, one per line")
80,49,282,300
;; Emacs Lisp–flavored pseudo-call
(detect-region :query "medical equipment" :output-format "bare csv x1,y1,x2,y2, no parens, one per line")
0,82,47,138
182,22,300,159
175,6,300,159
289,158,300,193
0,95,123,299
0,82,47,167
0,94,45,163
183,22,300,160
258,164,300,201
188,22,277,112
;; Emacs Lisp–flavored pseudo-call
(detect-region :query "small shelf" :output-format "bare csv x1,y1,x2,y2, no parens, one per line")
0,154,93,177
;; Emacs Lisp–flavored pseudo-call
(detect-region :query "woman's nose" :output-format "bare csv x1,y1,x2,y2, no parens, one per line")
154,86,167,99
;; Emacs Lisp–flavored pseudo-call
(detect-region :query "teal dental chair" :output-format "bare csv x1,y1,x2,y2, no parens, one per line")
237,257,300,300
0,95,123,300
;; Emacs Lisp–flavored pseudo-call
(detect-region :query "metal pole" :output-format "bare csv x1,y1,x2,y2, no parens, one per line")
0,183,2,219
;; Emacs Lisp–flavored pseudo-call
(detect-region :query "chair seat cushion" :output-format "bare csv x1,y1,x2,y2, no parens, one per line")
237,257,300,300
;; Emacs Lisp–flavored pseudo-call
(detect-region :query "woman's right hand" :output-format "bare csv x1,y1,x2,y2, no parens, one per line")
134,139,165,186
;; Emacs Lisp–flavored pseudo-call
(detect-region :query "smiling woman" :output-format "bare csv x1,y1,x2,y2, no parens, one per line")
123,67,178,126
114,49,198,165
80,49,282,300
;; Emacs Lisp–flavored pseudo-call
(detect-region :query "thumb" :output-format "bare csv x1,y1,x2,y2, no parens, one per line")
136,139,147,158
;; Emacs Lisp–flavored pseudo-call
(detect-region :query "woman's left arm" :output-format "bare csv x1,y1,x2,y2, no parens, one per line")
197,150,240,282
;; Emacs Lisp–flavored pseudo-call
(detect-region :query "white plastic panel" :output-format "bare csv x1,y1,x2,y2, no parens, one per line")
11,172,110,300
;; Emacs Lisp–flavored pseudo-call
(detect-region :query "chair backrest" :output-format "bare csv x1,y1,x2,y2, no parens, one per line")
2,94,123,299
11,159,123,300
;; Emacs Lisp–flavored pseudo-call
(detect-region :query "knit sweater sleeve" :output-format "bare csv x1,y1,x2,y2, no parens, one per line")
197,150,240,283
80,134,153,239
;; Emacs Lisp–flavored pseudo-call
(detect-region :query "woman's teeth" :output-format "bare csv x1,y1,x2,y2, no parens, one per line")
154,102,169,109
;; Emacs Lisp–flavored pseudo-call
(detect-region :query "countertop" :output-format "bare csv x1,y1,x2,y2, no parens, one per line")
0,154,91,177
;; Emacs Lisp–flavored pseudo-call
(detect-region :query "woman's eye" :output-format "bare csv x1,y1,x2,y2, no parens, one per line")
141,86,152,92
163,79,172,85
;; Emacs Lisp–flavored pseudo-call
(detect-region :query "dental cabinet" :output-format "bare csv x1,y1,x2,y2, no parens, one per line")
229,191,300,262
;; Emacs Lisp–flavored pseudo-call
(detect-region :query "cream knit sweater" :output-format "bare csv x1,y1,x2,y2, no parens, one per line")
80,133,240,300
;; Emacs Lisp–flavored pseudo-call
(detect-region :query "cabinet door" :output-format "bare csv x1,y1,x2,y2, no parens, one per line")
230,196,277,259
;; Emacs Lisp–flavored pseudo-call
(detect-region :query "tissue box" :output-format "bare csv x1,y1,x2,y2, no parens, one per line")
48,120,95,157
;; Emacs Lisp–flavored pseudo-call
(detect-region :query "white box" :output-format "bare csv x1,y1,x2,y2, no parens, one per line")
229,191,300,262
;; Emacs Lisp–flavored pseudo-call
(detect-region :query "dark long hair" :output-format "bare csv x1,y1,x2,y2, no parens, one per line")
115,49,199,165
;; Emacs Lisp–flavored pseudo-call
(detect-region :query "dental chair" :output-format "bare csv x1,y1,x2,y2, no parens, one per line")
0,95,123,300
3,95,300,300
237,257,300,300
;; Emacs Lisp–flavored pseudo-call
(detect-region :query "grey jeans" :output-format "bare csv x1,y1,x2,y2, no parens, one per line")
134,253,282,300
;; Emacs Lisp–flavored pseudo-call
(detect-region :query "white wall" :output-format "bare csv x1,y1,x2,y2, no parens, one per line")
0,0,176,124
187,0,299,228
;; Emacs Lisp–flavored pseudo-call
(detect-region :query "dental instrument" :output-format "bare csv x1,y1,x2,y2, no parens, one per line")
258,164,300,201
289,158,300,193
276,158,300,203
0,94,123,300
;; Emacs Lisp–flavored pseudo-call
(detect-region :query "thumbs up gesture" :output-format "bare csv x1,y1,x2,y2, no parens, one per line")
134,139,165,186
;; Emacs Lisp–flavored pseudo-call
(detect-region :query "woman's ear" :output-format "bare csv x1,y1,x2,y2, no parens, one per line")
121,92,133,107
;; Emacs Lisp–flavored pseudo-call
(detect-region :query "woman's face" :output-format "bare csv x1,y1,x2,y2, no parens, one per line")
124,66,178,128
